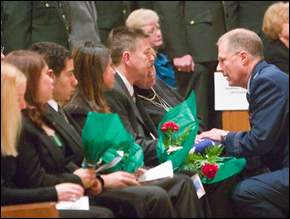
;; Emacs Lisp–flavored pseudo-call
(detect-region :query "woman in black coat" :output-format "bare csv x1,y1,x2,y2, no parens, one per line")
1,61,113,218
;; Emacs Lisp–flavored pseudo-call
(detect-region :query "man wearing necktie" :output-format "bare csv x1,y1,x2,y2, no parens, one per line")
105,27,161,166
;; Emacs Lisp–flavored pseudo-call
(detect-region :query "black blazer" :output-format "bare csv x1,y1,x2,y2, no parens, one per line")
15,111,82,188
44,104,84,167
264,39,289,75
64,90,96,135
105,74,160,166
1,155,57,205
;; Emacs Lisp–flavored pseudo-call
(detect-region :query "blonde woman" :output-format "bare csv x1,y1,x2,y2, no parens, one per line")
126,8,177,88
1,61,114,218
263,2,289,74
1,63,26,158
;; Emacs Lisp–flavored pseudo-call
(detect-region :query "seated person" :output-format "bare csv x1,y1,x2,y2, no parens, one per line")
1,62,113,218
126,8,177,88
29,41,208,218
262,2,289,74
106,26,237,218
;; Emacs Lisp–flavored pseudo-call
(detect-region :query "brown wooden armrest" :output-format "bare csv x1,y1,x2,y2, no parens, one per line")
1,202,59,218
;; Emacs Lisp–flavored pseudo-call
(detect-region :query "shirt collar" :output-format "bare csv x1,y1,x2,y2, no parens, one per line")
116,71,134,96
247,73,252,93
247,60,265,94
48,99,59,112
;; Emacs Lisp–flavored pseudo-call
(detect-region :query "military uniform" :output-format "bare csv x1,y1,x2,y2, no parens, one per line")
95,1,131,44
223,1,276,44
2,1,70,53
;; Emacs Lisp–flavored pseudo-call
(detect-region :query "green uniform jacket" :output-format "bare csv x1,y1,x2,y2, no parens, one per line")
152,1,226,63
224,1,276,35
2,1,69,52
95,1,131,44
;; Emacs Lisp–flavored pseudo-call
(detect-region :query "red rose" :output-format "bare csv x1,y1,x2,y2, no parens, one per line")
201,163,219,179
161,121,179,132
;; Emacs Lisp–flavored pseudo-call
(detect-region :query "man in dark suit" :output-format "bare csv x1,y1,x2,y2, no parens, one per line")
2,1,70,53
106,27,213,217
198,28,289,217
105,27,161,166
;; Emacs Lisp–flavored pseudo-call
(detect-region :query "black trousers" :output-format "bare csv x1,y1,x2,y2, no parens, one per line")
91,174,209,218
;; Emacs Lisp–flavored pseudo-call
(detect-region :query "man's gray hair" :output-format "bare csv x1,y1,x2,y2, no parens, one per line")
217,28,264,58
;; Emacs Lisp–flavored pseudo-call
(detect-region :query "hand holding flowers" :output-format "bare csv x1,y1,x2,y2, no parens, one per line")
160,120,222,180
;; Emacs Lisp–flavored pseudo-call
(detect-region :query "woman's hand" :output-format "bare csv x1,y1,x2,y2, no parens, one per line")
55,183,84,201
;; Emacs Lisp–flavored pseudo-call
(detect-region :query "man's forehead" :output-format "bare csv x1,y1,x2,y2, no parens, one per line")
136,37,150,48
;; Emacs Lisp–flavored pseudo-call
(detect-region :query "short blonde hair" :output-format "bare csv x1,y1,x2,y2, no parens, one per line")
1,63,26,157
126,8,159,29
262,2,289,40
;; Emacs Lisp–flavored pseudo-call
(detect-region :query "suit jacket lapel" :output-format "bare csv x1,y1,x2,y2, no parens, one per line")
114,74,147,128
44,105,83,159
39,131,67,170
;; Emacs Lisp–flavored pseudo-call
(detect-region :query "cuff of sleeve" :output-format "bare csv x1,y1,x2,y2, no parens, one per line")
224,132,243,156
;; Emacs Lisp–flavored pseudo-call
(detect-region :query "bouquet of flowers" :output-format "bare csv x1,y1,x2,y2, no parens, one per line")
156,91,199,170
181,144,224,181
160,121,247,184
157,91,247,184
82,112,144,173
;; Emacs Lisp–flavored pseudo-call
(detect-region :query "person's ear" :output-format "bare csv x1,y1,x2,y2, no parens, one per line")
122,51,131,65
47,69,56,80
239,51,249,65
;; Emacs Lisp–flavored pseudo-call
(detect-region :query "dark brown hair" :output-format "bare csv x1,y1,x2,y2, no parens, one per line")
30,42,71,76
73,41,110,112
5,50,47,128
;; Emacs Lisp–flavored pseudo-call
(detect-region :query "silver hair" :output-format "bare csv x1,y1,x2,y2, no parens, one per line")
217,28,264,58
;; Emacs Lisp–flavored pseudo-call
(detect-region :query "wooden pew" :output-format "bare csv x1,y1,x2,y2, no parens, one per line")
1,202,59,218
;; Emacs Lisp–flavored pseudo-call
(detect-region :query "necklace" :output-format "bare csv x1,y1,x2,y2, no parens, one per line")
137,88,172,111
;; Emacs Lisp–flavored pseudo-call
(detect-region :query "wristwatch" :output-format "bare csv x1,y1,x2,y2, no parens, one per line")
96,174,105,191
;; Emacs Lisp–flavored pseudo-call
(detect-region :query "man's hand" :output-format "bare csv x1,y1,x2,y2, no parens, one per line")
134,168,147,178
87,179,102,196
102,171,140,190
173,54,195,72
196,128,229,142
